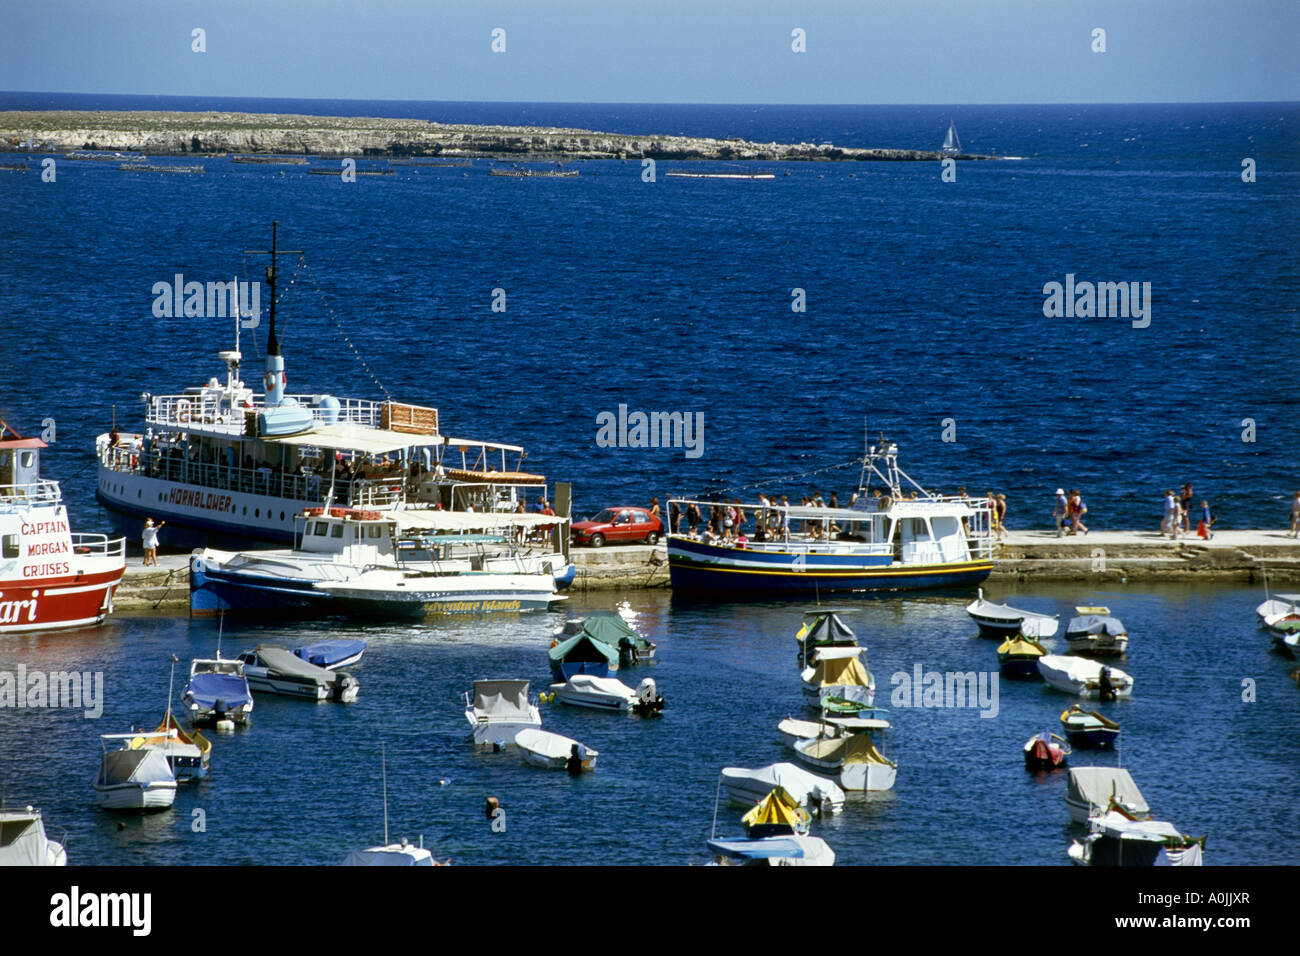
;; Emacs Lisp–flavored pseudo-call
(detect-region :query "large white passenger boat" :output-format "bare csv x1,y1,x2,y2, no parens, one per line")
95,224,573,588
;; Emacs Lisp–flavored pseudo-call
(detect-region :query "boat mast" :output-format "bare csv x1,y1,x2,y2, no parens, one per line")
381,742,389,847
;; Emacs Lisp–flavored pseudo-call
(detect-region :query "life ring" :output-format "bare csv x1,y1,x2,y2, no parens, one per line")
264,371,277,392
176,399,192,423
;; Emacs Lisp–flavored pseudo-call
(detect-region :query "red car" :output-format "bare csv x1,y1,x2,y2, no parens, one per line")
571,507,663,547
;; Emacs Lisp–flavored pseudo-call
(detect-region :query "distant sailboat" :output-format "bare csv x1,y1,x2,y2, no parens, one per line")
941,121,962,155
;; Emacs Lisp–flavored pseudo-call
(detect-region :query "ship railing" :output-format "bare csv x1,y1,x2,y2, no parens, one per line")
0,480,63,505
350,477,406,509
69,533,125,558
145,393,387,429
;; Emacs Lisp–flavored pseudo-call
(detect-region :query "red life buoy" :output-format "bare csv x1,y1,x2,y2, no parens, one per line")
264,371,277,392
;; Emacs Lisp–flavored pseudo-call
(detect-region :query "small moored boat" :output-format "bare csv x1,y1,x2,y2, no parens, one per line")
965,588,1059,639
549,674,664,715
135,713,211,782
795,608,858,666
1065,767,1149,824
92,736,178,811
182,656,254,725
237,644,359,702
463,679,541,747
997,634,1048,677
0,806,67,865
1064,607,1128,656
706,787,835,867
1023,732,1070,771
802,646,875,712
553,611,656,664
547,630,620,681
1037,655,1133,699
1059,705,1121,748
515,729,598,772
718,762,845,815
293,639,366,670
777,716,838,745
1068,809,1205,866
792,721,896,791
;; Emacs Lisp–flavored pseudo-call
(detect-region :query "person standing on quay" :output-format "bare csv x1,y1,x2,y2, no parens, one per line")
1290,490,1300,538
142,518,165,566
995,493,1008,540
1068,490,1088,535
1053,488,1068,537
1161,490,1176,537
1180,484,1195,534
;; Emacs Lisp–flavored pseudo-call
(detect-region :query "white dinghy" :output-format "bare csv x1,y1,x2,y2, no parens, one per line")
515,729,598,771
92,736,178,811
965,588,1060,639
1064,767,1149,824
549,674,664,715
1037,655,1133,698
718,762,845,815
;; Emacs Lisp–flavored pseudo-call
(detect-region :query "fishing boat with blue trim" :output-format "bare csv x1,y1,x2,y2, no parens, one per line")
94,223,574,589
667,439,994,597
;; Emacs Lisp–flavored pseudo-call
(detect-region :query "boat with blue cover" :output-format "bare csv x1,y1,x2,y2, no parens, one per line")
293,638,366,670
667,439,994,596
182,656,254,725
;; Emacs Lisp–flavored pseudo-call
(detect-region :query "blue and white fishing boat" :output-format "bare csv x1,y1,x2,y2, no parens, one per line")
190,508,563,619
182,655,254,726
667,439,994,596
94,223,573,590
294,638,366,670
707,787,835,867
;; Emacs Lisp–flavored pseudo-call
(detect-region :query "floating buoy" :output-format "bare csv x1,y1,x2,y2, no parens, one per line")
216,718,235,733
484,796,500,819
437,779,448,787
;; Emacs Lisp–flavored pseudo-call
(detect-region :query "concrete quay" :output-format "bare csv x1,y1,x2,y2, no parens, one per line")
112,529,1300,615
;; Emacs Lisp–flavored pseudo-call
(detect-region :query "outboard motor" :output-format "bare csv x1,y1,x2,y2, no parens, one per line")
632,677,664,717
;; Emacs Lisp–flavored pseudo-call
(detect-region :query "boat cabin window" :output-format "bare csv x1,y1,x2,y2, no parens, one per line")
0,819,35,846
367,526,384,539
311,522,328,536
2,535,17,559
19,451,34,469
331,524,344,538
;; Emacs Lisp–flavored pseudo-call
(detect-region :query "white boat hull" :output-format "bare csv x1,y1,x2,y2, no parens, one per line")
840,761,897,792
464,713,540,747
515,730,598,771
93,782,178,811
1038,656,1133,698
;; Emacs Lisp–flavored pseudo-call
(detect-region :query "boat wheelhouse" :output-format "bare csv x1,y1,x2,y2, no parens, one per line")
0,421,125,633
95,224,572,574
667,439,994,596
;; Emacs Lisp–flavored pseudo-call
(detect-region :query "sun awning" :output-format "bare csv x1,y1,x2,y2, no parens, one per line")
379,510,567,532
263,423,443,455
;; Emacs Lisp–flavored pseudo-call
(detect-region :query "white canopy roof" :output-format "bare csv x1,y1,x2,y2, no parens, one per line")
265,423,441,455
812,646,865,661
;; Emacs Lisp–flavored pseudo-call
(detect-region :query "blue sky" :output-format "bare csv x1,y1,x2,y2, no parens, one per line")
2,0,1296,104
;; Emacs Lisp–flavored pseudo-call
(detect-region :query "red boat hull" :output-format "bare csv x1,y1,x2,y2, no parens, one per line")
0,567,125,633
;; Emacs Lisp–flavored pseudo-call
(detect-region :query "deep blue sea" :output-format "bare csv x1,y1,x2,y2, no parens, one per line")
0,96,1297,866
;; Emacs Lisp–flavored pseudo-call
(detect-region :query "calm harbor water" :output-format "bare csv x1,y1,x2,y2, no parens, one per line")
1,582,1296,865
0,97,1297,865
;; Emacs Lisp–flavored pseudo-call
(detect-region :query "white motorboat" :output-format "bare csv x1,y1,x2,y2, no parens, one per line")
515,729,598,771
718,762,845,814
791,720,896,791
134,715,211,782
549,674,664,715
801,645,875,712
965,588,1059,639
0,806,67,865
1037,655,1133,698
236,644,359,702
92,735,178,811
342,841,437,866
1064,606,1128,656
1065,767,1149,824
343,744,442,866
463,679,541,746
1068,811,1205,866
1255,593,1300,621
